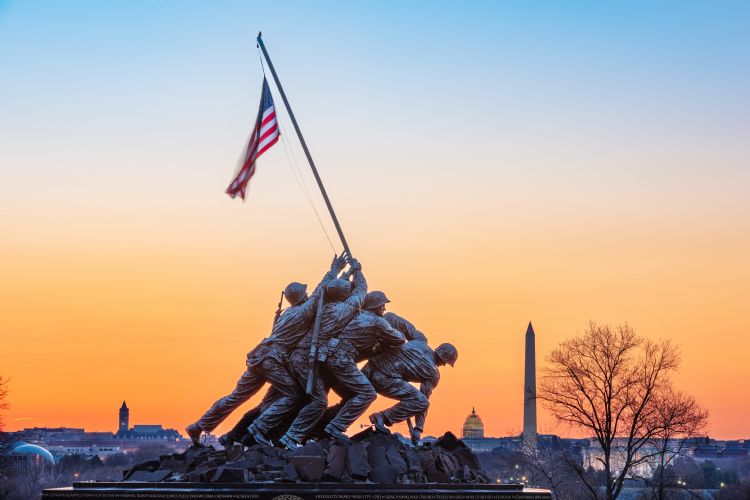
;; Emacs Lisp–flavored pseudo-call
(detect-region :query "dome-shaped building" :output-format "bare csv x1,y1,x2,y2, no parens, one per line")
462,407,484,439
10,442,56,464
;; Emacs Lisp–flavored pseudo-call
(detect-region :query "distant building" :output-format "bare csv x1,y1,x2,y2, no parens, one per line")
46,443,121,458
460,407,513,452
115,424,180,441
463,407,484,439
523,322,537,447
10,427,77,441
457,324,590,456
459,324,540,453
4,427,123,459
113,401,181,443
4,401,186,459
119,400,129,433
464,436,513,453
693,438,750,460
722,441,749,458
2,443,56,471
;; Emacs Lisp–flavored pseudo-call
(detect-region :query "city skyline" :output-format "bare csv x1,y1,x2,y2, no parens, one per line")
1,0,749,440
6,320,749,441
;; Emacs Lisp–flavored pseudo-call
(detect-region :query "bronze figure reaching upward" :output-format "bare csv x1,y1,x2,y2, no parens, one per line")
184,254,346,446
275,258,369,449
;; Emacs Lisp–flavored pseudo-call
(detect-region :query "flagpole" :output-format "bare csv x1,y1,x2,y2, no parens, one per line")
256,32,352,257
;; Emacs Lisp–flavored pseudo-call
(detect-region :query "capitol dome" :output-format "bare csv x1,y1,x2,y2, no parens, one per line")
462,407,484,439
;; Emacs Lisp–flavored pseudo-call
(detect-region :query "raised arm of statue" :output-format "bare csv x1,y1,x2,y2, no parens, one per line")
345,265,367,310
309,255,346,300
384,312,427,342
319,262,368,337
375,318,406,347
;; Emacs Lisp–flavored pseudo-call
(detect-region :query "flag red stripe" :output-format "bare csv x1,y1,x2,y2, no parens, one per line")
261,111,276,128
258,124,279,144
256,136,279,158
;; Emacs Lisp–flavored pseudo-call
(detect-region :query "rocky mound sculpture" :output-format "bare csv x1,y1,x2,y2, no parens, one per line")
122,430,489,485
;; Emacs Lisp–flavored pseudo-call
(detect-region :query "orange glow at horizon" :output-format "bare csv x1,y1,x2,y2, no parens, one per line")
2,177,748,439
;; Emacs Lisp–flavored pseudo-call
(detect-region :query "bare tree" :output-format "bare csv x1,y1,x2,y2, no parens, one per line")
643,387,708,500
18,457,48,499
538,322,693,500
521,441,597,500
0,375,9,432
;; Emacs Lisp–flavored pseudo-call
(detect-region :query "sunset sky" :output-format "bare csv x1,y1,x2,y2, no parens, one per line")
1,1,749,440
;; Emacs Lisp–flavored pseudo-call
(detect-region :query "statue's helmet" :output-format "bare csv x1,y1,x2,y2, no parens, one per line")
325,279,352,302
434,343,458,367
363,291,390,310
284,282,308,306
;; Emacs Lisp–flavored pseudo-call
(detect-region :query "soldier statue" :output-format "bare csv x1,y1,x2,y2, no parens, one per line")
184,255,347,446
218,388,284,447
308,289,406,443
275,258,384,449
363,309,458,445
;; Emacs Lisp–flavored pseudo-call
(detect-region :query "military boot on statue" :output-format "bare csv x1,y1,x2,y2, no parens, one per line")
247,423,274,447
324,423,352,444
217,433,235,448
369,412,390,434
279,434,302,450
185,423,203,447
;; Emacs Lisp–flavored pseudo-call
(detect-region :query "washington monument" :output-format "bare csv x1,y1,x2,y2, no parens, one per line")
523,322,538,446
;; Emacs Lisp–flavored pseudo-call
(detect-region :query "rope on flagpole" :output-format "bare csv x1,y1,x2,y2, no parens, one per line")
256,33,352,256
257,42,267,76
279,127,337,252
257,44,337,252
281,133,314,203
281,121,317,204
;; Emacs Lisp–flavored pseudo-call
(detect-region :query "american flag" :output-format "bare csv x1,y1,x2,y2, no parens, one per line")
226,77,280,200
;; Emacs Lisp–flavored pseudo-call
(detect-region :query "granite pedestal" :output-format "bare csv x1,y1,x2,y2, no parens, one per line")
43,482,552,499
43,431,552,499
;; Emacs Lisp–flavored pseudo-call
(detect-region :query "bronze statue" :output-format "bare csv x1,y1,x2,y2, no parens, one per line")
363,311,458,445
184,255,346,446
274,259,369,449
310,290,406,443
183,257,460,453
211,387,281,447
